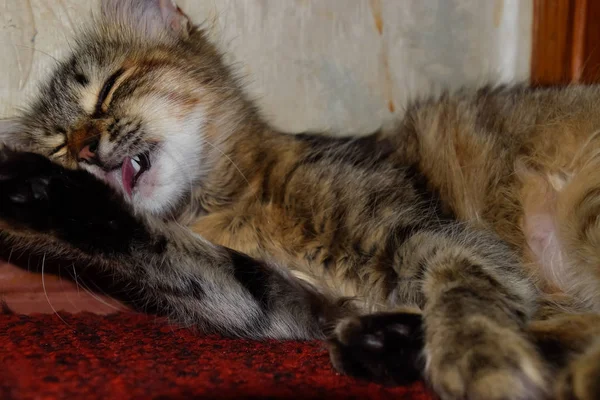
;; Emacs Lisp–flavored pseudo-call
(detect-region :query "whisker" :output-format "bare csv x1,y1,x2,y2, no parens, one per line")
58,268,81,313
7,247,14,264
67,268,126,313
72,264,80,295
41,252,71,327
12,44,60,64
198,136,261,208
78,278,125,313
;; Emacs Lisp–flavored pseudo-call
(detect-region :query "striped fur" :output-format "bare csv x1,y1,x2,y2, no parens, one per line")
1,1,600,399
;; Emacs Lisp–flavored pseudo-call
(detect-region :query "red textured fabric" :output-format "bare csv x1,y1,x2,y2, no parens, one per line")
0,312,434,399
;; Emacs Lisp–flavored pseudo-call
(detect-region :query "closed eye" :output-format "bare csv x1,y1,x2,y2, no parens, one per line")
48,142,66,157
94,68,125,116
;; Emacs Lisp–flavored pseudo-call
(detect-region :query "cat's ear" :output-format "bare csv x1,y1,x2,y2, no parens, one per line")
0,119,27,150
100,0,192,40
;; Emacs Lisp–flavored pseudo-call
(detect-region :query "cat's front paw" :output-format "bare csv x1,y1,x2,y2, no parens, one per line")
0,148,142,253
328,312,424,385
0,148,60,232
426,320,547,400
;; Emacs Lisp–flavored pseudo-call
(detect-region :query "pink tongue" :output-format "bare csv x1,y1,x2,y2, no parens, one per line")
121,157,135,196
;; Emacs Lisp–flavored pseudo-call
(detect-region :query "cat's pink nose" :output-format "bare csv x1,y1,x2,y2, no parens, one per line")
77,138,99,162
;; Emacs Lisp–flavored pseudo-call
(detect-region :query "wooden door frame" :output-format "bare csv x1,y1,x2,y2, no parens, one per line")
531,0,600,85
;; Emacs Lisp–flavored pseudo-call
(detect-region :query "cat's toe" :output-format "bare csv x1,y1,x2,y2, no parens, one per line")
6,176,50,204
427,323,548,400
328,312,424,385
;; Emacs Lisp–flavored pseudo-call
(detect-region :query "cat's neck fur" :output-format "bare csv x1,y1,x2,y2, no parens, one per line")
176,103,291,223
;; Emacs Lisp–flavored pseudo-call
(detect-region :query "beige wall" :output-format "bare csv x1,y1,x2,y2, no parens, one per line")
1,0,532,135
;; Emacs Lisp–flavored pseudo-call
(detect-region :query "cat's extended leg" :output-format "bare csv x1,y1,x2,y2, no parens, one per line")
0,148,352,339
330,228,547,400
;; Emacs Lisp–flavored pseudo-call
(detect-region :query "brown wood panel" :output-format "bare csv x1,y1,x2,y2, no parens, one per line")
570,0,588,82
532,0,600,85
531,0,576,85
580,0,600,82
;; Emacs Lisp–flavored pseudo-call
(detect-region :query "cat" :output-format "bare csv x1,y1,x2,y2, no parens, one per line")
1,0,600,399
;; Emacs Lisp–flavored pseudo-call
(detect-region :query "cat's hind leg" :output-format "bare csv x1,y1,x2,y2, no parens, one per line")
521,156,600,311
517,161,600,399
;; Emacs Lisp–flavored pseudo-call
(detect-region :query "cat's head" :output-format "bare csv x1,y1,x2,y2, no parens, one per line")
0,0,247,216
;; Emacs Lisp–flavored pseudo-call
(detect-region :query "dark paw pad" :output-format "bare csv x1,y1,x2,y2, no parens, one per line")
0,149,57,229
0,148,143,252
328,312,424,385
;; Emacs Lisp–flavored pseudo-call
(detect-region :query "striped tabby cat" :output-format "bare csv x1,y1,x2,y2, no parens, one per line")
1,1,600,399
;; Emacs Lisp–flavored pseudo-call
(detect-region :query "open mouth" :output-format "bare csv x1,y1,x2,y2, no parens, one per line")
121,151,151,196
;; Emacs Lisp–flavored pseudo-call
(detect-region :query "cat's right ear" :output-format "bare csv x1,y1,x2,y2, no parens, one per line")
0,119,27,150
100,0,193,40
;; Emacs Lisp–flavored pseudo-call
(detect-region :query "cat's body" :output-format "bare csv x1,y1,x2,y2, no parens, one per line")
1,1,600,399
188,85,600,314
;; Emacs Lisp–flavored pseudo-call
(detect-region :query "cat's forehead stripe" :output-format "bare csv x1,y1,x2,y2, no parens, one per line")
78,66,137,115
80,81,103,115
99,67,138,114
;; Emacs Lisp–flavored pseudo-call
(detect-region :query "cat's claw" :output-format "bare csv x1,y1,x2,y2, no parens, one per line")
328,312,424,385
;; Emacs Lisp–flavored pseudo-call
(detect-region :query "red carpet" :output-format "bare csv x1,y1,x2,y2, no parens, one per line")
0,312,434,399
